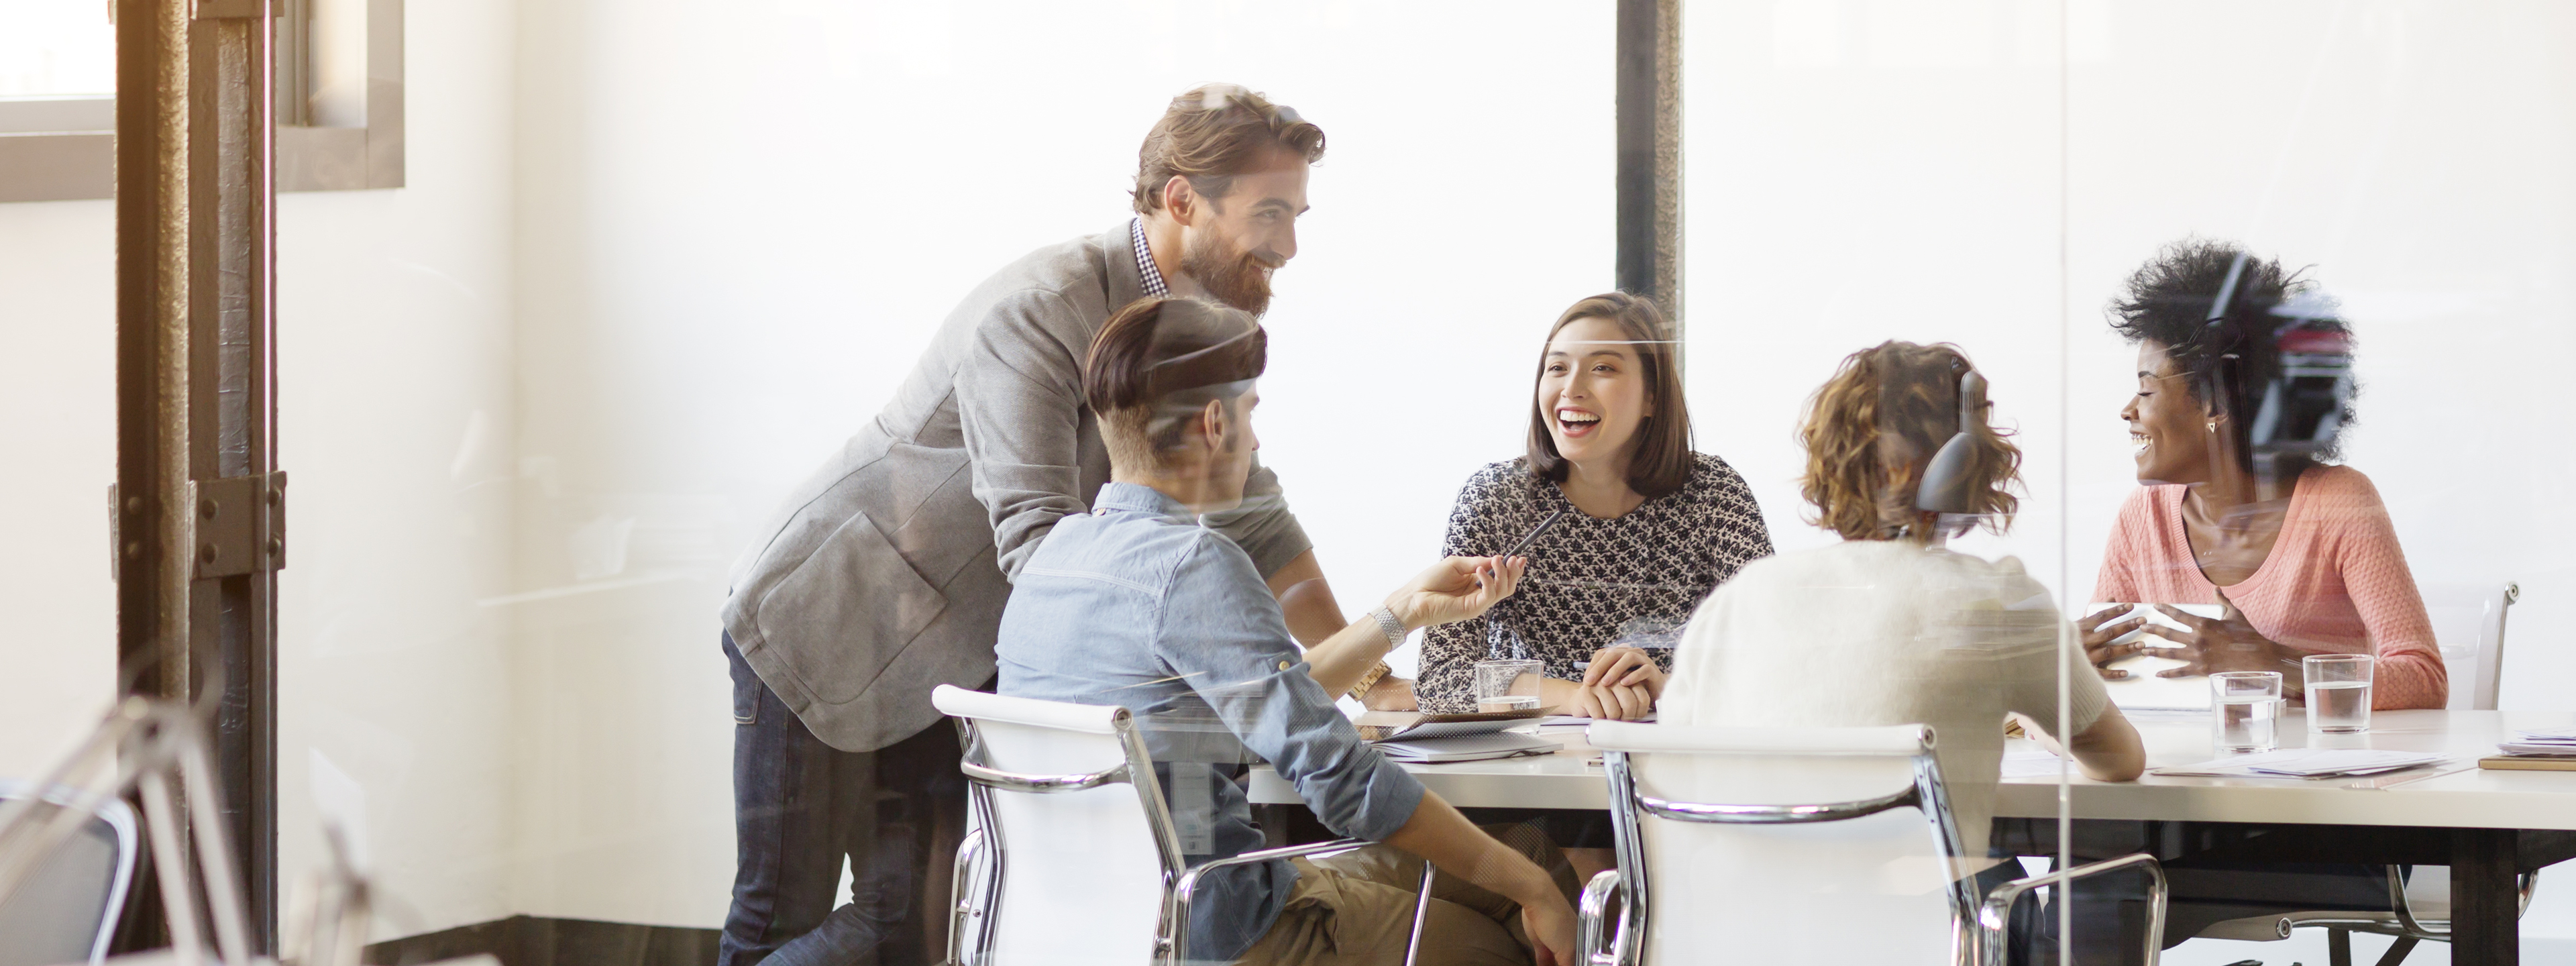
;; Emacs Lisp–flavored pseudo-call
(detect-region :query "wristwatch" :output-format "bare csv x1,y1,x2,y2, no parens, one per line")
1342,606,1408,702
1345,661,1392,702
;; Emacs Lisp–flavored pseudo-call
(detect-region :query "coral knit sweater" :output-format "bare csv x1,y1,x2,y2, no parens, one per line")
2092,464,2446,710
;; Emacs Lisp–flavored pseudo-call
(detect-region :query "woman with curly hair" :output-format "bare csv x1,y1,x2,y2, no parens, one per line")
1660,340,2146,961
1664,338,2145,816
2078,239,2444,710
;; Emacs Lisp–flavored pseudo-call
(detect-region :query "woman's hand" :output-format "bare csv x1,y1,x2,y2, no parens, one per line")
1580,645,1667,700
2078,605,2153,679
1385,555,1526,630
1568,682,1655,720
2148,590,2298,685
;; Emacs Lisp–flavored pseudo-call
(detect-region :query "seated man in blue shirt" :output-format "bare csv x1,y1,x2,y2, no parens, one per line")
996,296,1580,966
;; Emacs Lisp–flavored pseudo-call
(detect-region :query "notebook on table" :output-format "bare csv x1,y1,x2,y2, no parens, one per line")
2483,725,2576,769
1354,708,1549,741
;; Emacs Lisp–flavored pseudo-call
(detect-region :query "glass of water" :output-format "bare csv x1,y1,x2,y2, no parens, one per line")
2210,672,2282,753
1472,659,1544,713
2304,653,2375,734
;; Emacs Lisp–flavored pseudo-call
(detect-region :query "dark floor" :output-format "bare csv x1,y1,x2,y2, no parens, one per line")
366,915,719,966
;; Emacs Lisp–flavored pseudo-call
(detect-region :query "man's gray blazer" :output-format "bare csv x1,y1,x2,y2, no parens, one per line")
724,223,1313,752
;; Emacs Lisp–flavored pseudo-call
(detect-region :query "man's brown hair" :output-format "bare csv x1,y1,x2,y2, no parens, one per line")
1084,297,1267,470
1130,84,1326,215
1525,292,1696,498
1798,341,2022,543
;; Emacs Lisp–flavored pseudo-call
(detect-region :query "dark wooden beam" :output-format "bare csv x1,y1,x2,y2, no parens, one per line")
1615,0,1682,331
114,0,282,951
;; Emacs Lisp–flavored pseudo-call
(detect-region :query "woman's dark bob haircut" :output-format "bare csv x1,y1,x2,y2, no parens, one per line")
1524,292,1695,499
2108,238,2358,476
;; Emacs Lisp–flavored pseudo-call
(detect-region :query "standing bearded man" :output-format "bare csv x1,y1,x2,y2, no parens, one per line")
717,84,1398,965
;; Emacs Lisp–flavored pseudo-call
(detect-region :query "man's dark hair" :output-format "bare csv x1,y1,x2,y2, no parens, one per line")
1084,297,1267,470
1130,84,1325,215
2109,238,2359,477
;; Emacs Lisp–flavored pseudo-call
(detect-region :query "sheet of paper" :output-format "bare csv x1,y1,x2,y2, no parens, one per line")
2000,747,2066,779
2153,749,2448,779
1534,712,1656,728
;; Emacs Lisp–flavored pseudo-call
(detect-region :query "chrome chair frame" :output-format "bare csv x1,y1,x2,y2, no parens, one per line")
943,702,1433,966
0,698,255,966
0,779,139,965
1576,725,2167,966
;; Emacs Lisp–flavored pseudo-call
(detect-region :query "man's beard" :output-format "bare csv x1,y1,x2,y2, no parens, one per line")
1180,230,1283,318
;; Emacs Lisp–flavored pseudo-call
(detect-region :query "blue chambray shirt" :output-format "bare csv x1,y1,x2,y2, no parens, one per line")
996,482,1427,963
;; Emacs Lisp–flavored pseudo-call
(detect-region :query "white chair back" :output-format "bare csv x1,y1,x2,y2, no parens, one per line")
933,685,1181,966
0,781,138,966
1587,721,1973,966
2420,582,2516,710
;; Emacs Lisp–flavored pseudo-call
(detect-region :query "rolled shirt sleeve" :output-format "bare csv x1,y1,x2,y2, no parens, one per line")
1159,531,1424,841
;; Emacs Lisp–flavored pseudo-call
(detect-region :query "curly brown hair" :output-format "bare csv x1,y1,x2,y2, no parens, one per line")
1798,341,2021,542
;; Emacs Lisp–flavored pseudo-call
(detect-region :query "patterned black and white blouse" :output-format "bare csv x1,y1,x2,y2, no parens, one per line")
1415,453,1774,712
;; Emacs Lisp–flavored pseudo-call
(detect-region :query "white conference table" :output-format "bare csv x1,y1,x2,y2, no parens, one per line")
1247,709,2576,963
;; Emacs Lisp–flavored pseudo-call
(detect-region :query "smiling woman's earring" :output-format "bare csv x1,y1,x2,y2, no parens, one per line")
2206,420,2218,432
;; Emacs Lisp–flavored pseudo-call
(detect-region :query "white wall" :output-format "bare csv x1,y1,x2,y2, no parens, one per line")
0,199,115,782
502,0,1611,929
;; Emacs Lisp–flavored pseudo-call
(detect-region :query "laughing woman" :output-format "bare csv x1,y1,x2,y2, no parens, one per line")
2079,240,2445,710
1405,292,1774,719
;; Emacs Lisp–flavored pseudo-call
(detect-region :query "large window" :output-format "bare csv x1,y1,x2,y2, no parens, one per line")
0,0,402,203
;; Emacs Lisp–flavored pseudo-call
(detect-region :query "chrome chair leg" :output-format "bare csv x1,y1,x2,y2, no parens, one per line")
1403,859,1436,966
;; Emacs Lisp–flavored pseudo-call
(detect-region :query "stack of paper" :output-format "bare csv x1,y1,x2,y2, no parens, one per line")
1354,709,1545,741
1375,732,1561,763
2153,749,2449,779
2496,726,2576,758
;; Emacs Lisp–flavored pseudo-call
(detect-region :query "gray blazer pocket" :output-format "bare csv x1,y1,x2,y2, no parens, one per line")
756,513,950,706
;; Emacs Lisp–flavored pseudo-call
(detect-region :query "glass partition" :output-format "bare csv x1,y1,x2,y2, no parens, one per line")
11,1,2572,963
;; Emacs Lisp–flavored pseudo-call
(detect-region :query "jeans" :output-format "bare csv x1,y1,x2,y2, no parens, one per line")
720,632,970,966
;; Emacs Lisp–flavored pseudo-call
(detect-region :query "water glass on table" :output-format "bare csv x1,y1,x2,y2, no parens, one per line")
2210,672,2282,753
2304,653,2374,734
1472,659,1544,713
